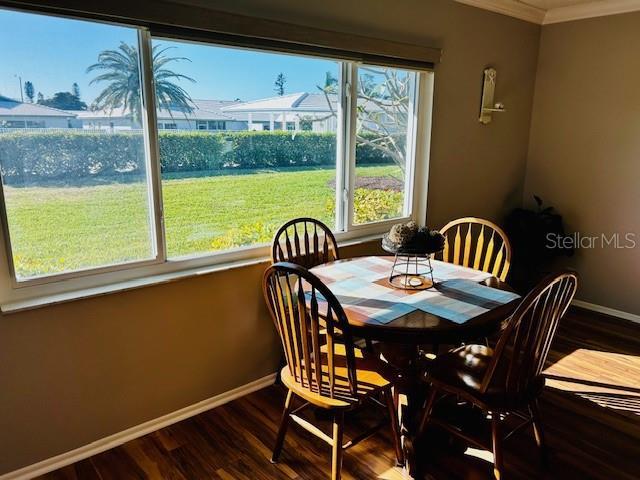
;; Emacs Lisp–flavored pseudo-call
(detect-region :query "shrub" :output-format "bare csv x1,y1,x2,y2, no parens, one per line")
325,187,403,224
160,131,226,172
0,130,146,181
210,221,275,251
352,188,403,224
356,134,407,166
0,130,397,183
223,131,336,168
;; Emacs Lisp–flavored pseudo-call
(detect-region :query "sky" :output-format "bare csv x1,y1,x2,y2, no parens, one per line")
0,8,339,104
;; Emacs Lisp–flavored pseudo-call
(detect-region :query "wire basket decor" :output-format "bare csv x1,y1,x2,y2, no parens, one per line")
382,221,445,290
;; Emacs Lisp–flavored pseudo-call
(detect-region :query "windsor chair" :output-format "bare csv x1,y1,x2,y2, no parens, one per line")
263,262,403,479
418,270,578,479
272,218,339,269
437,217,512,282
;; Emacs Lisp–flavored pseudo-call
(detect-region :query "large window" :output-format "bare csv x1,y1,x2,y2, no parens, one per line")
0,10,157,282
152,38,340,258
0,7,429,296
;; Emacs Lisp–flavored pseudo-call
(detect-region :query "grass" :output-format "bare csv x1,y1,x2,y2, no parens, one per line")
4,165,402,278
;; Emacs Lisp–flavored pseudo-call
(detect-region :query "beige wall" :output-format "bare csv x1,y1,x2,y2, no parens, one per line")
0,0,540,474
0,241,380,474
525,12,640,314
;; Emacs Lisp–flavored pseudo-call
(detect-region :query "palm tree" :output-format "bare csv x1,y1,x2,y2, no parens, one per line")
87,42,195,125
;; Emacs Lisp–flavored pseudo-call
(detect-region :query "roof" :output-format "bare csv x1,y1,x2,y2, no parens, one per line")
0,96,76,118
73,99,241,122
222,93,337,113
188,99,240,120
0,93,339,122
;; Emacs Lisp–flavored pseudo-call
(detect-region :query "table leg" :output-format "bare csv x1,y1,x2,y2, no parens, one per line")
378,343,428,479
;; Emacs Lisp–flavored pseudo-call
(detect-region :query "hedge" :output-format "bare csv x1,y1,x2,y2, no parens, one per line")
0,130,397,183
225,131,336,168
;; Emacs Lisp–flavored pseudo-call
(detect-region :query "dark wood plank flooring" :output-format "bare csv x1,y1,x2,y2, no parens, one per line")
39,308,640,479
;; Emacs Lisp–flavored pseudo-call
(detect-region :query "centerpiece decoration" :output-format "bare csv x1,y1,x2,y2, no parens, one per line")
382,221,446,290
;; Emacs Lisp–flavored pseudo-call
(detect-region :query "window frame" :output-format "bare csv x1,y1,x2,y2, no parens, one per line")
343,63,420,232
0,13,434,306
0,25,166,292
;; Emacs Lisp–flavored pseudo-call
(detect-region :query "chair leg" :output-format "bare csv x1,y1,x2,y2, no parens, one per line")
271,389,294,463
491,413,504,480
529,400,548,464
393,386,400,412
365,338,375,353
383,387,404,466
331,411,345,480
418,386,438,436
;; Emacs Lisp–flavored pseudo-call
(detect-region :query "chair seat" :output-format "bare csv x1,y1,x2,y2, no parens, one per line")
428,344,544,409
280,352,395,409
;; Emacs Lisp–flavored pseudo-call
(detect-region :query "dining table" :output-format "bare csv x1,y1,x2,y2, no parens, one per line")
309,255,521,479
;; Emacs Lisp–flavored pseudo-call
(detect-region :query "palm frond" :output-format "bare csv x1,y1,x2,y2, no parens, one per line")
88,41,196,124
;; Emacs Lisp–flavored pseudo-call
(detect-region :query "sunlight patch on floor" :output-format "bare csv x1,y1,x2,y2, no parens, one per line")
545,348,640,415
377,466,407,479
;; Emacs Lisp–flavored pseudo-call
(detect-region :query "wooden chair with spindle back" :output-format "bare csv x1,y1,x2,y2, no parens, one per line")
271,218,374,352
437,217,512,282
418,270,578,479
263,262,403,479
272,218,339,269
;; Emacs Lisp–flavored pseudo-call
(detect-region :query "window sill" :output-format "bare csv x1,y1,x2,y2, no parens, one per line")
0,233,383,314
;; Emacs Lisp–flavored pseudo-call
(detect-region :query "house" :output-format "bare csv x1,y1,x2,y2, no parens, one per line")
222,92,338,132
73,95,337,132
0,95,76,128
0,94,336,133
69,99,246,131
1,1,639,480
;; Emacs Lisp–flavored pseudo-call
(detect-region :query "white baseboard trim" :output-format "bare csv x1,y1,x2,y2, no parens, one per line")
572,299,640,324
0,373,277,480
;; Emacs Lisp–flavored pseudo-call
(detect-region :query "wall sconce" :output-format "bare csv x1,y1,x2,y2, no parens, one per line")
479,67,505,124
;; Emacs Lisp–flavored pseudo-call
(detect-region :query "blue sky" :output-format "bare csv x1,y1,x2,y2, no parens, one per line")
0,8,338,104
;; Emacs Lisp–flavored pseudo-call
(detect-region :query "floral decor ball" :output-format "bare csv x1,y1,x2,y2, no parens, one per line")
383,221,446,254
414,227,446,252
388,221,418,245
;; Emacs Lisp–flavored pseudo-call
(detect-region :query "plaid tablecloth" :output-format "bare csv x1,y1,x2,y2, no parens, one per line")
311,256,520,325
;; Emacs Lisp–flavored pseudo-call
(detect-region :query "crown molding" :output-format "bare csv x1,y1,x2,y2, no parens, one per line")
454,0,546,24
455,0,640,25
543,0,640,24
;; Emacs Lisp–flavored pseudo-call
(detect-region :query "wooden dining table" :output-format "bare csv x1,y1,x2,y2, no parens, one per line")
309,255,521,479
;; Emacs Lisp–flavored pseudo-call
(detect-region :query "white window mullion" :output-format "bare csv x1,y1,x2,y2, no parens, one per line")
334,62,348,232
412,72,434,227
345,62,359,232
138,28,167,263
403,72,420,219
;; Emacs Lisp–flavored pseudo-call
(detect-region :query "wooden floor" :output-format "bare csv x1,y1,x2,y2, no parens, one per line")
40,308,640,480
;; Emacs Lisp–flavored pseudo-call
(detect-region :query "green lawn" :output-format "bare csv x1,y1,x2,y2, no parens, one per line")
4,165,402,278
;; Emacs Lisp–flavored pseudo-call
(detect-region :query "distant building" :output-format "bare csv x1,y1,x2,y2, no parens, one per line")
181,100,246,132
69,99,246,131
221,92,338,133
0,95,76,129
0,94,339,132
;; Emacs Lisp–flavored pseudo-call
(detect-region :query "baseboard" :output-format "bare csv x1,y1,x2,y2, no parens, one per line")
0,373,277,480
572,299,640,324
